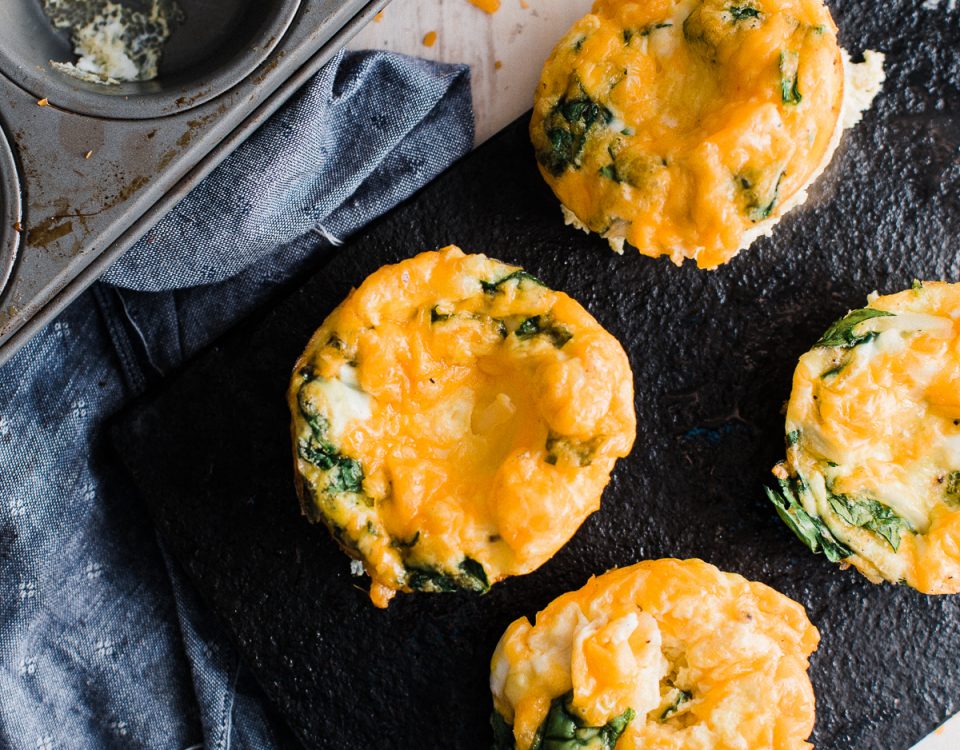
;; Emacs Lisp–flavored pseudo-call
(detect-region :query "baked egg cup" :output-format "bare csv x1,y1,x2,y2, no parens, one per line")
530,0,884,269
490,558,819,750
288,246,636,607
770,282,960,594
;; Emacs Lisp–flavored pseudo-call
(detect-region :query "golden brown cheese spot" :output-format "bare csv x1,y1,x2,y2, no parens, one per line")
530,0,844,268
490,559,819,750
775,282,960,594
288,246,636,606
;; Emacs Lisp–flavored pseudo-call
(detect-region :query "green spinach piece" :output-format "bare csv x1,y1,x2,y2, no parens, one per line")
405,558,490,593
460,557,491,592
531,693,634,750
599,164,621,183
765,478,852,562
516,316,573,348
623,22,672,42
740,170,784,222
545,434,597,467
537,88,613,176
779,50,802,104
327,456,364,494
492,712,515,750
481,270,546,294
391,531,421,549
828,494,911,551
659,689,692,721
944,471,960,506
728,5,762,21
814,308,894,349
406,565,459,593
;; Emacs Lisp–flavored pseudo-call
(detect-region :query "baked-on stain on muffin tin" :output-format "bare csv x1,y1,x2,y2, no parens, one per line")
0,0,302,119
0,0,386,366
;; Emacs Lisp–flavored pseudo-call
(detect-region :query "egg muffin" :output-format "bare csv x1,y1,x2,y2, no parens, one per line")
769,282,960,594
288,246,636,607
530,0,885,269
491,559,819,750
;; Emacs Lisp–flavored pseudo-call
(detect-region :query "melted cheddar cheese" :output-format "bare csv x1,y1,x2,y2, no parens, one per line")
490,559,819,750
288,247,636,607
531,0,870,269
771,283,960,594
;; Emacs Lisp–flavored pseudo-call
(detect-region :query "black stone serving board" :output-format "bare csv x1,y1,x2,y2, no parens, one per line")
111,5,960,747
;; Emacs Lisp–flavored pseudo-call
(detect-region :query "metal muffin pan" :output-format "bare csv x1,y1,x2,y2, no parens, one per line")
0,0,387,365
0,123,22,298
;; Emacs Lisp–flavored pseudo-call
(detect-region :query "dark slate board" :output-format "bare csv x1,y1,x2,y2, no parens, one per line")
111,6,960,748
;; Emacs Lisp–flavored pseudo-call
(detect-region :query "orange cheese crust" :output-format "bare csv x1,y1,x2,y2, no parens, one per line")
490,559,819,750
774,282,960,594
288,247,636,607
530,0,844,269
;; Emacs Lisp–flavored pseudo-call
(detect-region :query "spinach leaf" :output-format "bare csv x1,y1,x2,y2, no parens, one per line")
944,471,960,506
391,531,421,549
297,438,337,471
545,435,597,467
814,308,894,349
481,270,546,294
828,494,911,551
741,170,784,222
327,456,364,494
537,88,613,176
786,429,801,447
659,689,692,721
405,558,490,593
728,5,761,21
531,693,634,750
516,316,573,348
779,50,802,105
298,389,332,440
765,478,852,562
599,164,621,183
406,565,459,593
623,22,672,42
491,712,515,750
460,557,491,592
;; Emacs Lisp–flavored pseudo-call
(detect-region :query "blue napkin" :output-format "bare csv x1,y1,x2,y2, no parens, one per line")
0,50,473,749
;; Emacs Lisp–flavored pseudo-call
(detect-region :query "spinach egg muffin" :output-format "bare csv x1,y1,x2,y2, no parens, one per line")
530,0,885,269
288,247,636,607
491,559,819,750
770,282,960,594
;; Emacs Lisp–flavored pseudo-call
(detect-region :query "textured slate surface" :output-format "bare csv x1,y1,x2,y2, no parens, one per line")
112,7,960,748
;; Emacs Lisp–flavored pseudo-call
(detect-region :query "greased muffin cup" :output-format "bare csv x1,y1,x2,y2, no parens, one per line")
0,0,301,119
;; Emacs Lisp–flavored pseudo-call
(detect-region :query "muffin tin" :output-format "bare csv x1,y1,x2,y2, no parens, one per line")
0,0,386,365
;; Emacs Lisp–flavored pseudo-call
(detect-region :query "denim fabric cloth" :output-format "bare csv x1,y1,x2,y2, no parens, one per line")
0,50,473,749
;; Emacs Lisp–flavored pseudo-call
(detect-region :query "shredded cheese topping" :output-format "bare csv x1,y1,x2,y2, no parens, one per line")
288,247,636,607
777,282,960,594
531,0,883,269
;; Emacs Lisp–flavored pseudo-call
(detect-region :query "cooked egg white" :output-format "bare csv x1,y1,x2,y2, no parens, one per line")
45,0,182,85
531,0,885,269
288,246,637,607
490,559,820,750
770,282,960,594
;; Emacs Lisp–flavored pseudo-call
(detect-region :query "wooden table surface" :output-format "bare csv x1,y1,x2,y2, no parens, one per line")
350,0,592,144
350,4,960,748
